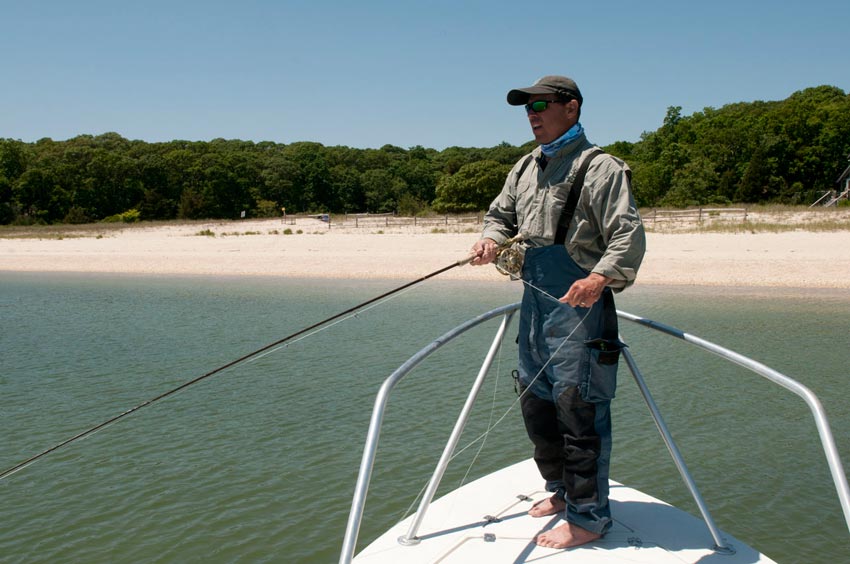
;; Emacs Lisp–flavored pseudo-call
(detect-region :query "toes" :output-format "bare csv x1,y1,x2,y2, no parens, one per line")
535,535,559,549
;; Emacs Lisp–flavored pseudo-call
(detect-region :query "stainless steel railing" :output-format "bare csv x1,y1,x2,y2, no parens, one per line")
340,305,850,563
617,311,850,535
339,303,519,564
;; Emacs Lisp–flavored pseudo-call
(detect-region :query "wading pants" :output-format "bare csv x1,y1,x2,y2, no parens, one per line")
517,245,618,535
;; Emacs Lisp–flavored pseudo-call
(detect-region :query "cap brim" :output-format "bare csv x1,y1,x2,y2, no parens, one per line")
507,85,559,106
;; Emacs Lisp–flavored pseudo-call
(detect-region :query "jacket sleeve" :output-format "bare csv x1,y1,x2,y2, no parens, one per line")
586,157,646,290
480,159,524,244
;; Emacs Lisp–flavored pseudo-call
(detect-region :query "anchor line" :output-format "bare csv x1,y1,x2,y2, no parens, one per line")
0,256,477,482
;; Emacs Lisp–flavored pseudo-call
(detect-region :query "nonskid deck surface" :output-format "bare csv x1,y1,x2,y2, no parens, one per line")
354,458,776,563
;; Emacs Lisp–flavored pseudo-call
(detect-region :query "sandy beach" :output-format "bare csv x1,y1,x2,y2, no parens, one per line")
2,215,849,288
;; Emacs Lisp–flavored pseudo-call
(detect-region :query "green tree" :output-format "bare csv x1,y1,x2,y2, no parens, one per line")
361,169,406,213
14,167,63,222
284,142,332,212
432,160,510,213
165,148,204,219
0,139,26,223
0,139,28,182
661,157,724,206
81,149,143,219
329,164,363,213
256,154,298,212
137,153,178,220
3,84,848,224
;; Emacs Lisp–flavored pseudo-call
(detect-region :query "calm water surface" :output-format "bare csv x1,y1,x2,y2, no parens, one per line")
1,273,848,563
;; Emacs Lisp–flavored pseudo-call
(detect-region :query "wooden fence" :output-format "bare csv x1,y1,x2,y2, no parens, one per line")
642,207,748,224
281,213,481,229
281,209,749,229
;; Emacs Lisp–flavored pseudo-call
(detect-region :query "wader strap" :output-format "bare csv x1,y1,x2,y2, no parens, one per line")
516,154,535,182
553,149,605,246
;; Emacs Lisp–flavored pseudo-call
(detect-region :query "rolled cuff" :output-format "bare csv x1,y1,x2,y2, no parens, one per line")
480,229,513,246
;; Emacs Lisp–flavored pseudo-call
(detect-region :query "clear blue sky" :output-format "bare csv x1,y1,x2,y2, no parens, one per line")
2,0,848,150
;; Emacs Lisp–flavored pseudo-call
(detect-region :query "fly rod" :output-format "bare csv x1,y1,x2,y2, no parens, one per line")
1,242,523,482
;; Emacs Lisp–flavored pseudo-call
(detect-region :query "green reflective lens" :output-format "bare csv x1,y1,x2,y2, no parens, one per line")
525,100,562,113
530,100,549,112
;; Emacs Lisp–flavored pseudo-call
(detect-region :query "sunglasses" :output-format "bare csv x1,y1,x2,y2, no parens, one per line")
524,99,566,113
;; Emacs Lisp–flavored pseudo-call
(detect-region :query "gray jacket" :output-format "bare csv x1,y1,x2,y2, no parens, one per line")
481,133,645,290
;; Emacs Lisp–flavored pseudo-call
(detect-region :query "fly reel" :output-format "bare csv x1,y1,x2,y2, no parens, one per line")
495,246,523,279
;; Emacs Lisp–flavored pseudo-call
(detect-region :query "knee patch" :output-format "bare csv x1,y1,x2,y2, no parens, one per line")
556,386,601,506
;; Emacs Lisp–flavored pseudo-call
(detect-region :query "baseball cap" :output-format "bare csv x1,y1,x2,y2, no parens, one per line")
507,75,583,106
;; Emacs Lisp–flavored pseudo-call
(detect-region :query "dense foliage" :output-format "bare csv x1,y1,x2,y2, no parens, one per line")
609,85,850,207
1,85,848,225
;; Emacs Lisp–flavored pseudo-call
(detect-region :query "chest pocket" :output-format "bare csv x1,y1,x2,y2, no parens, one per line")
514,170,579,241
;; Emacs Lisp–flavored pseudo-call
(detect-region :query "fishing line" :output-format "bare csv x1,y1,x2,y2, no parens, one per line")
400,301,589,524
0,255,477,482
455,329,506,490
245,281,421,365
445,339,505,523
400,274,592,522
446,276,593,465
393,338,511,525
447,312,591,464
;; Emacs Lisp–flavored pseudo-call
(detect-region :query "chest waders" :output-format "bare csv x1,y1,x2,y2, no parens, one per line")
516,149,622,535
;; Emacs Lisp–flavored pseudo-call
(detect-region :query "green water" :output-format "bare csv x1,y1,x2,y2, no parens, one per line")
1,273,848,563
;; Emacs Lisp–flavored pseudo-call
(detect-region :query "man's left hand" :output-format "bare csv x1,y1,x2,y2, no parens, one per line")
560,273,612,307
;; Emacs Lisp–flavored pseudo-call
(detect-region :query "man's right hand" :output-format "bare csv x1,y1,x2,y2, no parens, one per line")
470,238,499,266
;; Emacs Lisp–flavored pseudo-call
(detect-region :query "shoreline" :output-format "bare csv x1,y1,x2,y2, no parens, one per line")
2,218,850,288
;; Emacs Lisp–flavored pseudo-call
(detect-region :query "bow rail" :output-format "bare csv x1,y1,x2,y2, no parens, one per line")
340,304,850,563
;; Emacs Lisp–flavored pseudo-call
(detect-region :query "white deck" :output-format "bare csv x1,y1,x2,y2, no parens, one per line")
354,458,777,563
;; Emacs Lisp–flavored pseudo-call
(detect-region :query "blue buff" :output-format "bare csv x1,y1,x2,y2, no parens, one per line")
540,123,584,158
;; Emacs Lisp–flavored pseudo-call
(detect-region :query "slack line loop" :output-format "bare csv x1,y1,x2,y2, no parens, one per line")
0,255,476,482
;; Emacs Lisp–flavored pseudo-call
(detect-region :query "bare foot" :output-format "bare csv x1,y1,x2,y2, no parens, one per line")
534,522,601,549
528,495,566,517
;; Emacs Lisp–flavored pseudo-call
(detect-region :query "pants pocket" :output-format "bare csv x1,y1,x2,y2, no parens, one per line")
581,339,623,402
585,338,623,365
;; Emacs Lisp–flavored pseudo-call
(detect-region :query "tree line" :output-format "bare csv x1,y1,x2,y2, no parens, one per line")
1,85,848,226
618,85,850,207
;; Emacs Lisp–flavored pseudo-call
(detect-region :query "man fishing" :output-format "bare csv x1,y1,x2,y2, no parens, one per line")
471,75,646,548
